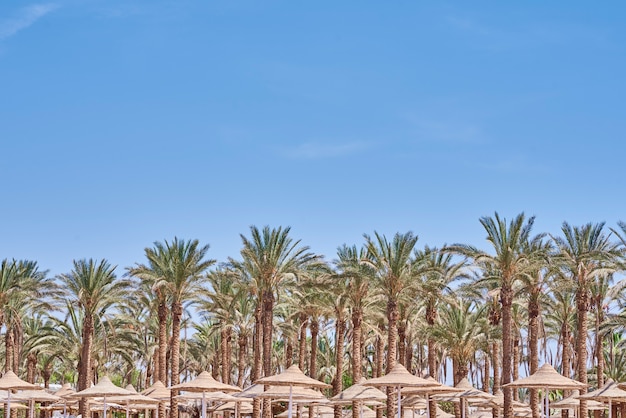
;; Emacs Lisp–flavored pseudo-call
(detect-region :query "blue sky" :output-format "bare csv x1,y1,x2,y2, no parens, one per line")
1,1,625,278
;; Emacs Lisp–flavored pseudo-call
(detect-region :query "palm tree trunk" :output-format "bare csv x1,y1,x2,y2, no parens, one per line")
513,336,520,401
299,313,308,371
170,302,183,418
310,318,319,379
596,298,604,387
78,314,94,418
237,334,247,387
26,352,37,383
158,300,168,384
252,302,263,418
492,341,500,392
576,283,589,418
334,315,345,418
482,354,489,392
398,322,406,366
387,299,398,418
501,285,514,418
528,297,540,418
5,325,14,372
285,337,293,368
221,327,231,384
561,323,571,418
352,310,363,418
262,290,274,418
375,326,385,418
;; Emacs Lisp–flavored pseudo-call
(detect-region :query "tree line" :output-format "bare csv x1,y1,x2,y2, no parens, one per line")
3,213,626,418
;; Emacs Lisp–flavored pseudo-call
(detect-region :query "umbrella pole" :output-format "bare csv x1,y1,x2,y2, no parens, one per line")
126,402,130,418
397,386,401,418
202,392,207,418
609,400,612,418
104,395,107,418
7,389,11,418
288,385,293,418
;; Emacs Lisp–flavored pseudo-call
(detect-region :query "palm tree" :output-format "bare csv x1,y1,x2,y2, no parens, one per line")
363,231,419,418
414,246,467,376
449,212,542,418
333,244,378,389
515,237,552,418
140,238,214,418
552,222,620,418
0,259,54,374
229,226,324,418
58,258,128,418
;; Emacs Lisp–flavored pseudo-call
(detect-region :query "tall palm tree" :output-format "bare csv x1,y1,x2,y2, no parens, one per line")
228,226,325,418
363,231,419,418
449,213,542,418
552,222,620,418
140,238,214,418
58,258,128,418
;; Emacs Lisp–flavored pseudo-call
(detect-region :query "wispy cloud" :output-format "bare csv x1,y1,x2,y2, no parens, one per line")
0,3,58,40
445,14,611,52
409,117,485,144
282,141,372,159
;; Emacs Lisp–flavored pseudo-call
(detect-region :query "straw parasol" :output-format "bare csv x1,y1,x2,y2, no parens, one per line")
578,380,626,418
551,391,604,411
71,376,135,418
13,390,61,418
363,365,440,418
234,384,264,399
176,391,240,402
54,384,77,418
504,363,586,418
108,390,160,418
255,365,331,418
142,381,171,400
170,371,241,418
213,401,253,414
331,379,387,404
429,378,494,418
0,370,43,418
254,385,328,403
331,378,387,418
277,404,336,418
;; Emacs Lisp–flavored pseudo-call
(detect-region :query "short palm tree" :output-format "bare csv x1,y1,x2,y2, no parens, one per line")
58,258,128,418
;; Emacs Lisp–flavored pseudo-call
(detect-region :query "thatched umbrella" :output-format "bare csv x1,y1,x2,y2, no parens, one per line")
504,364,586,418
362,364,437,418
108,389,160,418
13,390,61,418
255,365,331,418
551,391,604,412
170,371,241,418
578,380,626,418
331,378,387,418
0,371,43,418
430,378,494,418
212,401,253,414
142,381,171,400
70,376,135,418
54,384,77,418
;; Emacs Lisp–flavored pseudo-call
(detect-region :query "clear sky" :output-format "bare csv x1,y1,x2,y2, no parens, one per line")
1,1,625,278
